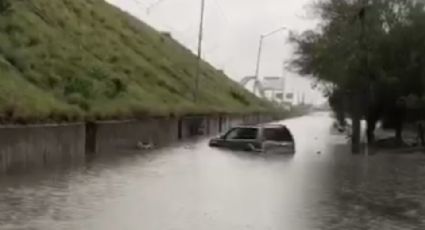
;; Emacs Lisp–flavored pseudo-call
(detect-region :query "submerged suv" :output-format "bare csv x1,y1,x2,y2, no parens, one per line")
209,124,295,153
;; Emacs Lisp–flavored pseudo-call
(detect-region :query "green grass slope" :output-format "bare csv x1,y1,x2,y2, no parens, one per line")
0,0,276,123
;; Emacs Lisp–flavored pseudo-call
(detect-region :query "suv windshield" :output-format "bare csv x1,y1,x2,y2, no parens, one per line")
263,127,293,142
226,128,258,140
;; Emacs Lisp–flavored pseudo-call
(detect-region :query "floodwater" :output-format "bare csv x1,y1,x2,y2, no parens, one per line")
1,113,425,230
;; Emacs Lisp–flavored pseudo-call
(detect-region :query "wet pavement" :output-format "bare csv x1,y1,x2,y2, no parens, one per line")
1,112,425,230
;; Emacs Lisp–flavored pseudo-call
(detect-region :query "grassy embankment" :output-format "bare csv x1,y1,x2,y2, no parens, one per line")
0,0,281,123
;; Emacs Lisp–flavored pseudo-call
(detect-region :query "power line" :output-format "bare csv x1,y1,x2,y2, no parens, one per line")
212,0,229,25
130,0,192,38
146,0,168,14
129,0,170,14
198,0,230,74
128,0,215,101
129,0,149,9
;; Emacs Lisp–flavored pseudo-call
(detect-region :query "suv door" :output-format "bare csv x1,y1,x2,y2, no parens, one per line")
223,128,260,151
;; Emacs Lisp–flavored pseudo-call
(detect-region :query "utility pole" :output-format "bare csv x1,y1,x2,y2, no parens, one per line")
361,0,375,146
351,0,368,153
194,0,206,102
254,36,265,97
143,0,206,102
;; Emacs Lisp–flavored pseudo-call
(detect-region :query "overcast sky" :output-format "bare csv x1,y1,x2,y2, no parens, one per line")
106,0,325,104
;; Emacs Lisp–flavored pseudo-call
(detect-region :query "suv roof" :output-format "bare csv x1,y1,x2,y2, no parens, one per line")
234,124,288,129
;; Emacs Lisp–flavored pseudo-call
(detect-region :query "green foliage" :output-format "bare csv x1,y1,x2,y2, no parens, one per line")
0,0,11,14
0,0,275,123
64,77,93,98
291,0,425,124
230,90,250,106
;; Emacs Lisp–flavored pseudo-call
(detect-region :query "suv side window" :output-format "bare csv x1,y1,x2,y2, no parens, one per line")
226,128,258,140
263,127,294,142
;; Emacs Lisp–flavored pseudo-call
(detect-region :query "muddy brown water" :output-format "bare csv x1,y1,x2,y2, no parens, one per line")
1,113,425,230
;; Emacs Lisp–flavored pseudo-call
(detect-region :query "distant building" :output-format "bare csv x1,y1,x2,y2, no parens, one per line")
261,77,286,102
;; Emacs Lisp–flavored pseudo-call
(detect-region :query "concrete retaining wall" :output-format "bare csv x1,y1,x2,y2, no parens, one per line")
0,123,85,173
90,116,224,154
206,116,220,136
92,118,178,154
229,116,245,128
0,114,276,173
86,114,274,154
178,116,207,140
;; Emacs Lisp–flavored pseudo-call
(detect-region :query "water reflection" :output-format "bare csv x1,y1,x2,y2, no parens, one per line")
0,113,425,230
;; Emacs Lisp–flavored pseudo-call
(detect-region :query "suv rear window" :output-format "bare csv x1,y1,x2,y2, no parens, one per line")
263,127,293,142
226,128,258,140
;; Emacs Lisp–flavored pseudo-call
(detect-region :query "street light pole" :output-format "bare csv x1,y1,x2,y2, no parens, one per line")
194,0,206,102
253,26,288,97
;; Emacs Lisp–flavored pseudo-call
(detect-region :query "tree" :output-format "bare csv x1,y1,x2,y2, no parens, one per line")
291,0,425,149
291,0,375,152
0,0,11,13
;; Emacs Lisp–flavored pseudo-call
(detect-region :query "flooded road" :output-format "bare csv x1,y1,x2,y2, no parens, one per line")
1,113,425,230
